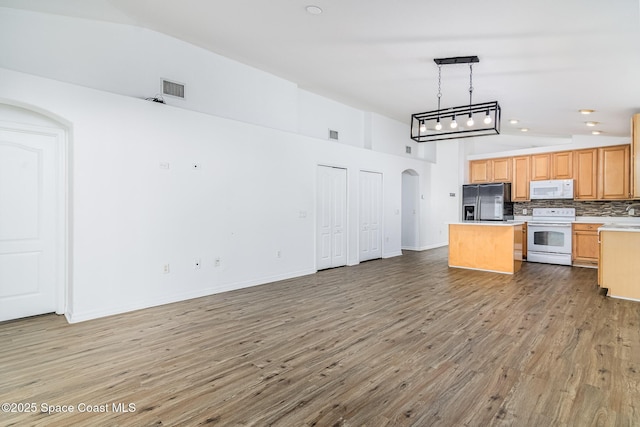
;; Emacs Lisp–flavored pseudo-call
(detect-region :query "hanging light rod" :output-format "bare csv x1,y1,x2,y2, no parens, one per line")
411,55,501,143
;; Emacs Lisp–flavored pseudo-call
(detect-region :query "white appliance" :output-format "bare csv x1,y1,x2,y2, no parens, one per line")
527,208,575,265
530,179,574,199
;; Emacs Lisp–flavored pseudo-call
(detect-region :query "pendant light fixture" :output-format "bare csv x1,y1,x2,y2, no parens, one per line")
411,56,501,142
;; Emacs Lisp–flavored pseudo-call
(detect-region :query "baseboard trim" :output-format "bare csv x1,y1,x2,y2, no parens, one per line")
402,242,448,251
65,268,316,323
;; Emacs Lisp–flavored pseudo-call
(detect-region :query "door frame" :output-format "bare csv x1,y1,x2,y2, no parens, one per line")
0,118,69,318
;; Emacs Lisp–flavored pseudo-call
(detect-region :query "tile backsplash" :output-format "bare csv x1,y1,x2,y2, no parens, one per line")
514,200,640,217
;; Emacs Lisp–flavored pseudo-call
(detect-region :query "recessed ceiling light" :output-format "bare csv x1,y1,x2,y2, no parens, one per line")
306,5,323,15
520,128,529,132
585,121,598,127
591,130,602,135
579,109,595,115
509,119,519,124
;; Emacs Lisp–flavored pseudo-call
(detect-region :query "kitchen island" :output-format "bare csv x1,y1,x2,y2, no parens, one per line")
448,222,524,274
598,224,640,301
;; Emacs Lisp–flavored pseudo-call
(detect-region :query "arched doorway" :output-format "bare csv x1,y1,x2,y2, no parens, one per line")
0,103,69,321
401,169,420,250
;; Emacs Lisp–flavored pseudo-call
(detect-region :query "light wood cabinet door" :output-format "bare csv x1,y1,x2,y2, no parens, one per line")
574,149,598,200
492,157,511,182
598,145,630,199
512,156,530,201
572,223,602,267
530,154,551,181
552,151,573,179
469,160,491,183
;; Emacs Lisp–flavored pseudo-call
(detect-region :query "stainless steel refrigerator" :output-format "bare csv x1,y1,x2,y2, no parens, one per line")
462,183,514,221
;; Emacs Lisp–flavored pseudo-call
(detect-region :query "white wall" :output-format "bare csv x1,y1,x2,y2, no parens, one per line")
466,134,629,160
422,141,463,248
297,89,365,148
366,112,437,162
0,7,299,133
1,68,435,322
0,8,464,322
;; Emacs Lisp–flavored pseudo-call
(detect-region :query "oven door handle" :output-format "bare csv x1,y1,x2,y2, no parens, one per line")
528,222,572,227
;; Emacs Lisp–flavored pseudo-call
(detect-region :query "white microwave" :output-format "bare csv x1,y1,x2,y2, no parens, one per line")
530,179,574,199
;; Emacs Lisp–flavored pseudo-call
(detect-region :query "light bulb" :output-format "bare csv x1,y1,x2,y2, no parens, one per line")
466,116,474,127
450,117,458,129
435,121,442,131
484,111,492,124
419,121,426,133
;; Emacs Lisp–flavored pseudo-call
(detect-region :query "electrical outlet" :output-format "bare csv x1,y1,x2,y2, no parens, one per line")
214,257,221,267
194,259,201,269
523,208,528,215
163,264,170,274
629,208,635,216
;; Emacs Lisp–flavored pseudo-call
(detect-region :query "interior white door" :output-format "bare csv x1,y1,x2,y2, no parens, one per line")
401,171,419,250
0,127,59,322
359,171,382,262
317,166,347,270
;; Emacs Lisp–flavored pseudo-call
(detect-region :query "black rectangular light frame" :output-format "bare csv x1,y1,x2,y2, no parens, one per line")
410,101,501,142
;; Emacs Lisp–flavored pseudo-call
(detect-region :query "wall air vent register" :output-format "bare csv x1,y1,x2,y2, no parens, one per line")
162,79,185,99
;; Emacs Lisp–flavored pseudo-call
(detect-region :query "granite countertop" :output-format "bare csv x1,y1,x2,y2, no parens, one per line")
575,216,640,225
451,221,525,226
514,215,640,225
598,223,640,232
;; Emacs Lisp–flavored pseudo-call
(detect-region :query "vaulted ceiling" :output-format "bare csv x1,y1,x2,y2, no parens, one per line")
2,0,639,139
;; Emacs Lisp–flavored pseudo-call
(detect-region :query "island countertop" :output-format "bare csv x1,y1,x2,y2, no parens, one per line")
449,221,525,226
598,223,640,233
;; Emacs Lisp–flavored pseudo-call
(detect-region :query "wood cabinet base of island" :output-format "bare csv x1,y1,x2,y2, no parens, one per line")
448,223,523,274
599,230,640,301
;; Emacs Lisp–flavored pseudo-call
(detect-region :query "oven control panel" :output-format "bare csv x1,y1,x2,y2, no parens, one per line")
531,208,576,218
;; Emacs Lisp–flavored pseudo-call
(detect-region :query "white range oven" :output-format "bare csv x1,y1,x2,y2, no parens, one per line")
527,208,576,266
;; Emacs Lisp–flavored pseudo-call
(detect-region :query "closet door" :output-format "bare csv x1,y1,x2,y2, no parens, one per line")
317,166,347,270
359,171,382,262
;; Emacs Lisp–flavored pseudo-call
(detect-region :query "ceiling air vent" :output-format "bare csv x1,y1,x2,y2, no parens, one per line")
328,129,339,141
161,79,185,99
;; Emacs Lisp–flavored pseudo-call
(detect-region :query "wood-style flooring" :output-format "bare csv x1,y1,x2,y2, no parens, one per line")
1,247,639,426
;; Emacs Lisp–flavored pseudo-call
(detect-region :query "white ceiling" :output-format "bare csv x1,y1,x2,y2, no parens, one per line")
2,0,640,139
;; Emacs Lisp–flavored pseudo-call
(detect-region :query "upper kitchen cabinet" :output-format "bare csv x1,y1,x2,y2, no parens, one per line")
530,154,551,181
574,144,630,200
574,148,598,200
632,114,640,198
469,158,511,184
598,145,630,199
551,151,573,180
512,156,530,201
492,157,512,182
531,152,572,181
469,159,491,183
